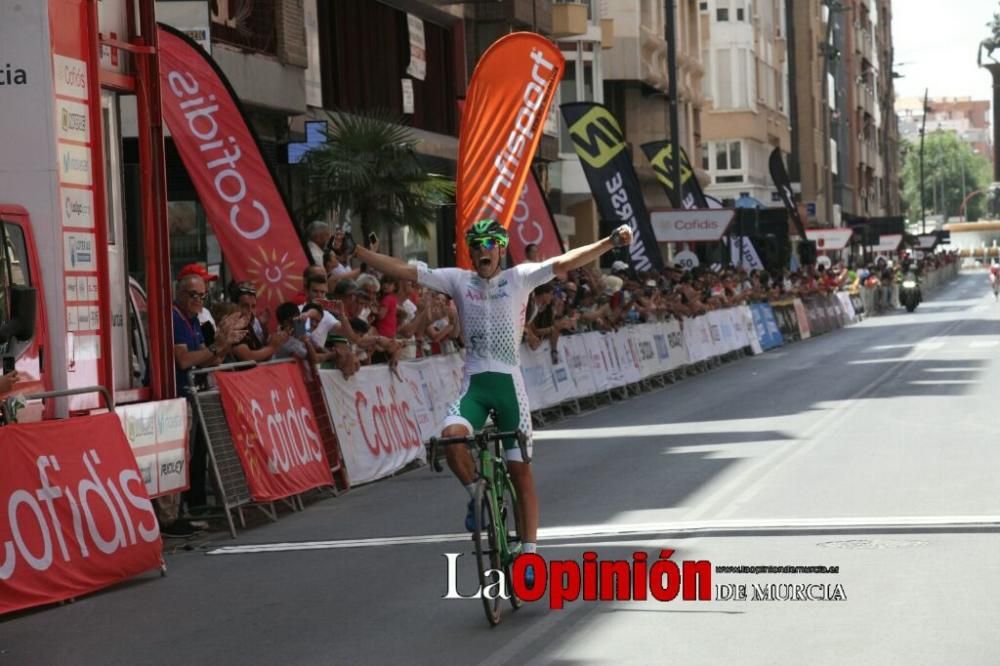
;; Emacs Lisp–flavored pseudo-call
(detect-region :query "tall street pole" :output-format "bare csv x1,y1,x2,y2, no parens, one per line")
820,1,842,226
919,88,928,234
666,0,682,204
961,154,967,222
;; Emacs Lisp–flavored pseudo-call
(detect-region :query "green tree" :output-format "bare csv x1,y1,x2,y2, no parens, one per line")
900,132,992,223
300,109,454,242
989,4,1000,44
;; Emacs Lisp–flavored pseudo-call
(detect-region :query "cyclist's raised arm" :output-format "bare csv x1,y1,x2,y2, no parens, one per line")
550,224,633,275
354,245,418,282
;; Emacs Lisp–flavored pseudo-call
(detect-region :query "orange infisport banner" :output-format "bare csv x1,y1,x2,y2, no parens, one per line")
215,363,334,501
0,413,163,615
455,33,564,269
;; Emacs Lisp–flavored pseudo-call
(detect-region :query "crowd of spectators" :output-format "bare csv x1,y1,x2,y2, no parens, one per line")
522,250,957,356
178,229,962,392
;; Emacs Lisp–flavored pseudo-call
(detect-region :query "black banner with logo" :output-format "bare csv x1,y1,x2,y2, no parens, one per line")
640,140,709,210
560,102,664,272
768,147,807,239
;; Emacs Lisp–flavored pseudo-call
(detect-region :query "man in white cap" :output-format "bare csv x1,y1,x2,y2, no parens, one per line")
611,260,629,275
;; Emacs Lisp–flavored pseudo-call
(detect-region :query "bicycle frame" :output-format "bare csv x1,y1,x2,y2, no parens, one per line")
476,434,520,567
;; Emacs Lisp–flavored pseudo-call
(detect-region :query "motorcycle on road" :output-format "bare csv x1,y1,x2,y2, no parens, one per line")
899,275,922,313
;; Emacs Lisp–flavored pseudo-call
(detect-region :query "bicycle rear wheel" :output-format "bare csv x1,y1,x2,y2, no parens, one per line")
472,482,503,626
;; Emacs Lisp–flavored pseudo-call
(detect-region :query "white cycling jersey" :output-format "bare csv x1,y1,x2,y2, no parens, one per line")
417,260,556,377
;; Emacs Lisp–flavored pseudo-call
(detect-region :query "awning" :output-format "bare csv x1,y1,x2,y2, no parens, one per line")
805,228,853,252
873,234,903,253
650,208,735,242
916,234,939,250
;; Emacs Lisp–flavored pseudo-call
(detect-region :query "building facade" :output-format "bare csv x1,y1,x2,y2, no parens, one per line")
699,0,791,206
789,0,899,228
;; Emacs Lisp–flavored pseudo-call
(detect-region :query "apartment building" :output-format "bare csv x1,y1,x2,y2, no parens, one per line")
897,96,992,165
787,0,899,228
698,0,791,206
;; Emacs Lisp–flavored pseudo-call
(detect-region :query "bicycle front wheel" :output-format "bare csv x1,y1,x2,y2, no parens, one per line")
472,482,503,626
497,474,524,610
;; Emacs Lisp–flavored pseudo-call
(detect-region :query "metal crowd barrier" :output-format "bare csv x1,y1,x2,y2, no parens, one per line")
188,358,348,539
2,385,114,424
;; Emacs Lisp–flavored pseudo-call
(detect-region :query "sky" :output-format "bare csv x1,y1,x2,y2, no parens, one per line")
892,0,999,101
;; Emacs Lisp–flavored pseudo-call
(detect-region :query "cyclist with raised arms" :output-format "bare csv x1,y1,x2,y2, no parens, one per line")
354,219,633,582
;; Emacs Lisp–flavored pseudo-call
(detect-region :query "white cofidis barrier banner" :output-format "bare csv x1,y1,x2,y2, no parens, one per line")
319,365,430,485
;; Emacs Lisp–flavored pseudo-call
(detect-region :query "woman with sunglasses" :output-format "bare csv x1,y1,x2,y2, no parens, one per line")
353,218,633,584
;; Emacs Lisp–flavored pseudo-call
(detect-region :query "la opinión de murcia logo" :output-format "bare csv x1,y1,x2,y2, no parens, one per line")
444,552,849,607
444,550,712,609
0,63,28,86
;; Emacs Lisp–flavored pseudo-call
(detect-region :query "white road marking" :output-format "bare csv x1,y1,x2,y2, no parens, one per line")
663,441,787,459
205,515,1000,555
848,357,911,365
534,420,803,441
968,340,999,348
908,380,980,386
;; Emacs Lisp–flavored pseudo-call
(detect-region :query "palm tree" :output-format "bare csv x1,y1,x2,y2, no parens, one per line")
299,109,454,245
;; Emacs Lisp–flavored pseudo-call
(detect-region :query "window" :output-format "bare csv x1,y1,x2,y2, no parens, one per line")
716,48,732,108
716,143,728,170
717,8,729,20
699,1,708,10
4,223,30,287
701,143,710,170
718,175,744,183
729,141,742,169
736,7,745,21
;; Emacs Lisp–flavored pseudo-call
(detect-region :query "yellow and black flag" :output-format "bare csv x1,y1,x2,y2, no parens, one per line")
561,102,664,272
640,140,709,210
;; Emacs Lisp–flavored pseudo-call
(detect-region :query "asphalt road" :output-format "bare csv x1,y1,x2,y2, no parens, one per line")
3,272,999,665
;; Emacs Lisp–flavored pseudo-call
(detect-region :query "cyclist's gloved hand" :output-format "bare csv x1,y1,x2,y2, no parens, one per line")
610,225,633,248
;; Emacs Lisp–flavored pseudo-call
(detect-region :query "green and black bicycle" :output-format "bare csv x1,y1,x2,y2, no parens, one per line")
429,414,529,626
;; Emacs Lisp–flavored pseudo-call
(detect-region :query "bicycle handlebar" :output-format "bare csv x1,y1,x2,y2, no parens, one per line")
428,429,531,467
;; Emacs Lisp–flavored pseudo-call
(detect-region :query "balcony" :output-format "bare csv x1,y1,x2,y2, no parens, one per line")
552,1,589,37
855,82,875,112
857,138,878,168
210,0,306,115
854,25,873,63
212,0,277,56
